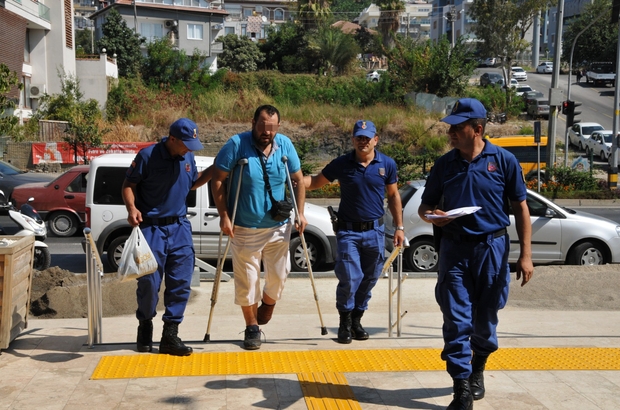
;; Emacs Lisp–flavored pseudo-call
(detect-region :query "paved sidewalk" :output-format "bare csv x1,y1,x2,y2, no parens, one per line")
2,276,620,409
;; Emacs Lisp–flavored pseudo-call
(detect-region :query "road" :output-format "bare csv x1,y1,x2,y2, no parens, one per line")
47,204,620,274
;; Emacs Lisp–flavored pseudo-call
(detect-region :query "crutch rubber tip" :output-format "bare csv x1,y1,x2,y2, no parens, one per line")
321,327,328,335
203,334,211,342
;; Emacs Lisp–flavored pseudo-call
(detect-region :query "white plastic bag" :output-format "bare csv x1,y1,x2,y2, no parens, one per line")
117,226,158,282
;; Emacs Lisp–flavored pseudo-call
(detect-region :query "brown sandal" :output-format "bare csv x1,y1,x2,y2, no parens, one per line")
257,301,276,325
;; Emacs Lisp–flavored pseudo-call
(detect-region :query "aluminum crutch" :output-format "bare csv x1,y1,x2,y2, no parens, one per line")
282,155,328,335
204,157,248,342
384,238,409,337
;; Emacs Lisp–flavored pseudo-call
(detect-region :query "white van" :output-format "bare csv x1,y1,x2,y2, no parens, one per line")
84,153,337,272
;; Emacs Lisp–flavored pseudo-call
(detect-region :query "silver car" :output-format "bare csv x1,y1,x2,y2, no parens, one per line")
385,180,620,272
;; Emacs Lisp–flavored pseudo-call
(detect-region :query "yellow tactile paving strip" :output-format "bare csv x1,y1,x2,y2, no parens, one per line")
298,372,361,410
91,347,620,380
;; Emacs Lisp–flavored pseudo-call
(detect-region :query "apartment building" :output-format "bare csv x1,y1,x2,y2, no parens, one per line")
355,1,432,41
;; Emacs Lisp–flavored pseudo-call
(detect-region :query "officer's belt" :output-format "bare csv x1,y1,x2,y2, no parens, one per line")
338,217,384,232
443,228,507,242
141,216,180,226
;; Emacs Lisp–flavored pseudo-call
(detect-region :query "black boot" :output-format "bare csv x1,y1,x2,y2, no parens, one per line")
351,309,369,340
469,353,488,400
136,319,153,353
159,322,193,356
337,310,352,344
447,378,473,410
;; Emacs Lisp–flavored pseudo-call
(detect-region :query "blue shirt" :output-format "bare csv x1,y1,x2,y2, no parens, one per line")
215,131,301,229
125,138,198,218
322,150,398,222
421,140,527,236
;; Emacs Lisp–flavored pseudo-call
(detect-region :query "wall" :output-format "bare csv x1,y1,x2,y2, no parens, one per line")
0,8,27,99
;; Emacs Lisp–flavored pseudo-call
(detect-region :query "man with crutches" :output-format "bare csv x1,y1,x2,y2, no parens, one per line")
211,104,307,350
304,120,405,344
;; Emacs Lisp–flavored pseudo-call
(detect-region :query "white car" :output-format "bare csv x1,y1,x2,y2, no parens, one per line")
366,69,386,82
384,180,620,272
585,130,614,161
511,66,528,81
536,62,553,73
515,84,533,97
497,78,519,88
483,57,497,67
83,154,337,272
568,122,605,150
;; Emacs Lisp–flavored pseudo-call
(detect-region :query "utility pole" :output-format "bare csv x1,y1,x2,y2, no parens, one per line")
132,0,137,33
445,6,457,48
610,0,620,189
546,0,565,168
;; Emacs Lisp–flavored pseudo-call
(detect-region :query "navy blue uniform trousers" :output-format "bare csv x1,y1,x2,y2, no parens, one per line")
136,218,195,324
436,233,510,379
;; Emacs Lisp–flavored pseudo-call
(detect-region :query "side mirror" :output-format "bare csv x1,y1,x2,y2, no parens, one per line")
544,208,557,218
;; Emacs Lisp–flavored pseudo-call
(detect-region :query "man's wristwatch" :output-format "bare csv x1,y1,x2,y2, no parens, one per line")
395,226,405,231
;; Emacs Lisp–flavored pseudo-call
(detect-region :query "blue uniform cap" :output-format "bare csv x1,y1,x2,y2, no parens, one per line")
441,98,487,125
169,118,204,151
353,120,376,138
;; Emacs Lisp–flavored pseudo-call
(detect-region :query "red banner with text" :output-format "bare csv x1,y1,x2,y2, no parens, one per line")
32,142,156,165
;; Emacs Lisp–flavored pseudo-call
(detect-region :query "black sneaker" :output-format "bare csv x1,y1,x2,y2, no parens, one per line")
243,325,262,350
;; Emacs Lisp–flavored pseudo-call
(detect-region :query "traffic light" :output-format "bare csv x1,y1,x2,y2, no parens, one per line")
562,100,569,115
566,100,582,126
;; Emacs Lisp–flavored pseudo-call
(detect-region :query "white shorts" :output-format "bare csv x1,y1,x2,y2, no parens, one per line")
231,223,292,306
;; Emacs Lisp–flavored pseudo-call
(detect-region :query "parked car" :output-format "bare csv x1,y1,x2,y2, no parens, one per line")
83,154,337,272
479,72,503,86
511,66,528,81
568,122,605,150
527,98,550,119
11,165,89,237
0,160,56,200
585,130,614,161
515,84,533,97
366,69,386,82
522,90,544,107
536,62,553,74
497,78,519,88
383,180,620,272
483,57,498,67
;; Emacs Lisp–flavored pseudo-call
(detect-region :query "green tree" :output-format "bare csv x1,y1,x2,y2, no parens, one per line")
331,0,371,19
0,64,22,136
562,0,616,67
469,0,552,68
259,22,313,73
307,27,360,75
377,0,405,49
142,38,209,86
298,0,333,31
97,9,145,77
217,34,265,72
354,26,380,55
386,36,476,97
75,28,95,56
33,71,103,160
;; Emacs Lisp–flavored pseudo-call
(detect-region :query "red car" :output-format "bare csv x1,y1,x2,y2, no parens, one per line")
12,165,89,237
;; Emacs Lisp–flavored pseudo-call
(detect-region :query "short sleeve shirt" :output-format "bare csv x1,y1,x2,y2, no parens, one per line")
125,138,198,218
215,131,301,229
322,150,398,222
421,140,526,236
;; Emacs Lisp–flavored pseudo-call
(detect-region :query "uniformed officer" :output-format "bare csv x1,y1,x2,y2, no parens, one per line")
304,120,405,344
122,118,212,356
418,98,534,409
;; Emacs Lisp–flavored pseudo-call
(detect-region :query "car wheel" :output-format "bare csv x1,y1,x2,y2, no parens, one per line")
33,246,51,271
567,241,606,265
290,235,323,272
372,78,379,82
48,211,79,237
107,235,129,271
404,239,438,272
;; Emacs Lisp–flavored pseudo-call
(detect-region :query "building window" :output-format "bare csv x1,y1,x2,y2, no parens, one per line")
225,27,235,35
140,23,164,42
24,29,31,63
243,8,253,18
274,9,284,20
241,25,247,36
187,23,203,40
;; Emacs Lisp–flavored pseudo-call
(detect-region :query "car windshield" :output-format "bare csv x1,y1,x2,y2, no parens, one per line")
583,126,604,135
0,161,24,176
399,183,418,207
602,134,614,143
517,87,532,92
513,68,524,72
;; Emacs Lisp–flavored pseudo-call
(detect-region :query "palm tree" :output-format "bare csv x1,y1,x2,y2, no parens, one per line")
308,27,360,75
377,0,405,49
